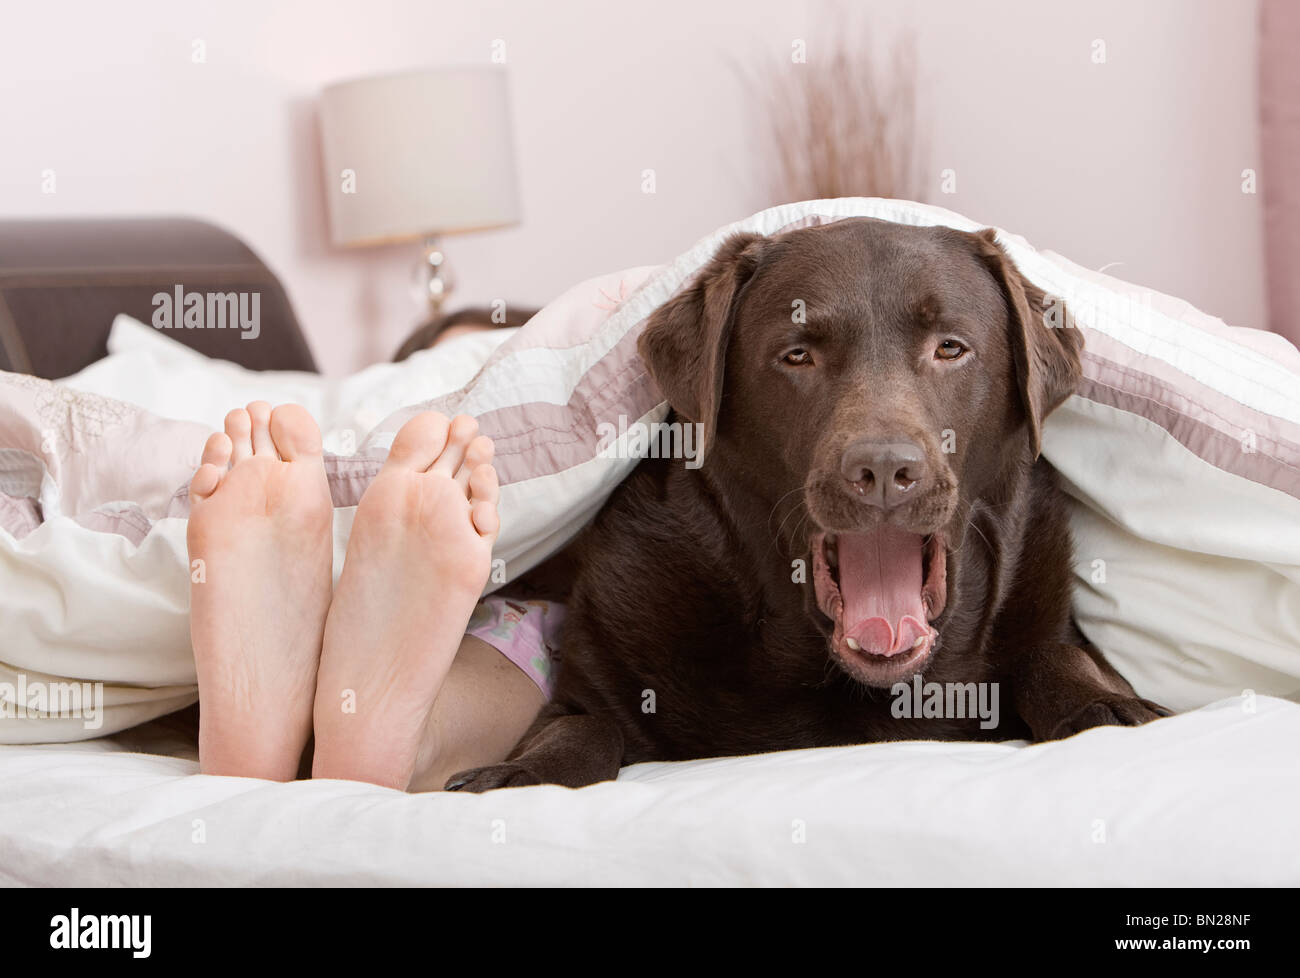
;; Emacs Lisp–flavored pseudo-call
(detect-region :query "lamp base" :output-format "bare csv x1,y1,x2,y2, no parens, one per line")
417,236,455,318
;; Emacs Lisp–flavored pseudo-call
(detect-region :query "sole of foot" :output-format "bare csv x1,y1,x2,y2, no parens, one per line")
311,412,499,790
187,401,334,781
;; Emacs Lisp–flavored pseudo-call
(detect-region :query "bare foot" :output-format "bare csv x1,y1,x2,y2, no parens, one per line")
311,413,499,789
187,401,334,780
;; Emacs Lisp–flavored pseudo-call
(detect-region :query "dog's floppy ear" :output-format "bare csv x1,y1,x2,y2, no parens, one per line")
970,228,1082,458
637,232,768,461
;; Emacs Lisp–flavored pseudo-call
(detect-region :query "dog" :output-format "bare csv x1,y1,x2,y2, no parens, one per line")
447,217,1170,791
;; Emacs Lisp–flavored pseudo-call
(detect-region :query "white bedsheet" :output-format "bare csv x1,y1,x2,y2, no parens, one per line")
2,695,1295,886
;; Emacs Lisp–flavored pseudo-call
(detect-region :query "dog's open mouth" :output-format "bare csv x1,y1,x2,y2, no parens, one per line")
812,528,948,685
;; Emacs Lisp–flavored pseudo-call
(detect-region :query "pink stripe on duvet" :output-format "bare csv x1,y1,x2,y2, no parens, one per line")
477,328,663,486
357,315,665,491
1079,332,1300,500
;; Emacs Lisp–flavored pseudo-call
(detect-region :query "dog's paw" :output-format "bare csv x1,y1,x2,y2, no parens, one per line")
444,763,542,793
1047,696,1173,741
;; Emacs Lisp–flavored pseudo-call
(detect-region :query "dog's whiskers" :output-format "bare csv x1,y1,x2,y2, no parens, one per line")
765,479,816,560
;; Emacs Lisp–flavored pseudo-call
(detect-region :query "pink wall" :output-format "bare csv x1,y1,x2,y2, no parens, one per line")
1260,0,1300,346
0,0,1266,374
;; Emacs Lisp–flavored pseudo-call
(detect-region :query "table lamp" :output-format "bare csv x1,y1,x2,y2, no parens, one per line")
318,66,521,317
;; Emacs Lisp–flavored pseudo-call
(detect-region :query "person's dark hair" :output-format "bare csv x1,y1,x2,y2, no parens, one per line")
392,305,539,362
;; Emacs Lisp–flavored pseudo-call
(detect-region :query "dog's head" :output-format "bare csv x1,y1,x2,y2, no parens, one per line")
638,217,1081,687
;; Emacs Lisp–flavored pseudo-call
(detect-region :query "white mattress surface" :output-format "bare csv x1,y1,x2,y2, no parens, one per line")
2,696,1295,886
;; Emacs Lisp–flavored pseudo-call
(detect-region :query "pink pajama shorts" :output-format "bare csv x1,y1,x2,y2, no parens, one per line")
466,596,565,699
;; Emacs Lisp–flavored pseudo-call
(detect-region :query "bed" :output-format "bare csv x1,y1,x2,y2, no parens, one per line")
1,211,1297,887
3,695,1296,886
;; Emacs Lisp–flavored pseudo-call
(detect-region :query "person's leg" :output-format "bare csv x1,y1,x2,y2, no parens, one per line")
407,635,546,792
310,412,500,789
187,402,334,780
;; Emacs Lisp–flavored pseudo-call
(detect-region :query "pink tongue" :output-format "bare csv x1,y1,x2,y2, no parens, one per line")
837,526,928,657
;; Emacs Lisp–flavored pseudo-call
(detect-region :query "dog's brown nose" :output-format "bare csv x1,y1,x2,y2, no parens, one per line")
840,439,928,510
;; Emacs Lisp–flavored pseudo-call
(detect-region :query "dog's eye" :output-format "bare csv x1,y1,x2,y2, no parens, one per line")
934,340,967,361
782,348,813,366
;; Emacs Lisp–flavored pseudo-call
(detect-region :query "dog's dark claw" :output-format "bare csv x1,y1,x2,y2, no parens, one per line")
444,763,542,793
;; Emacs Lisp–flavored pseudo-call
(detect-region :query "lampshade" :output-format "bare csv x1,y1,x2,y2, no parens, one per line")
318,67,521,247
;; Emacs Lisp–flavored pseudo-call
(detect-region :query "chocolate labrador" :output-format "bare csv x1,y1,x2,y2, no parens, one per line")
447,217,1169,791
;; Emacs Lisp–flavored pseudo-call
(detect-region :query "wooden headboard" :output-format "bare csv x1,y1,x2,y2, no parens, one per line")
0,217,317,378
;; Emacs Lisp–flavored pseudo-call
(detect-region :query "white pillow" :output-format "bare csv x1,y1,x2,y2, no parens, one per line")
59,314,515,454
